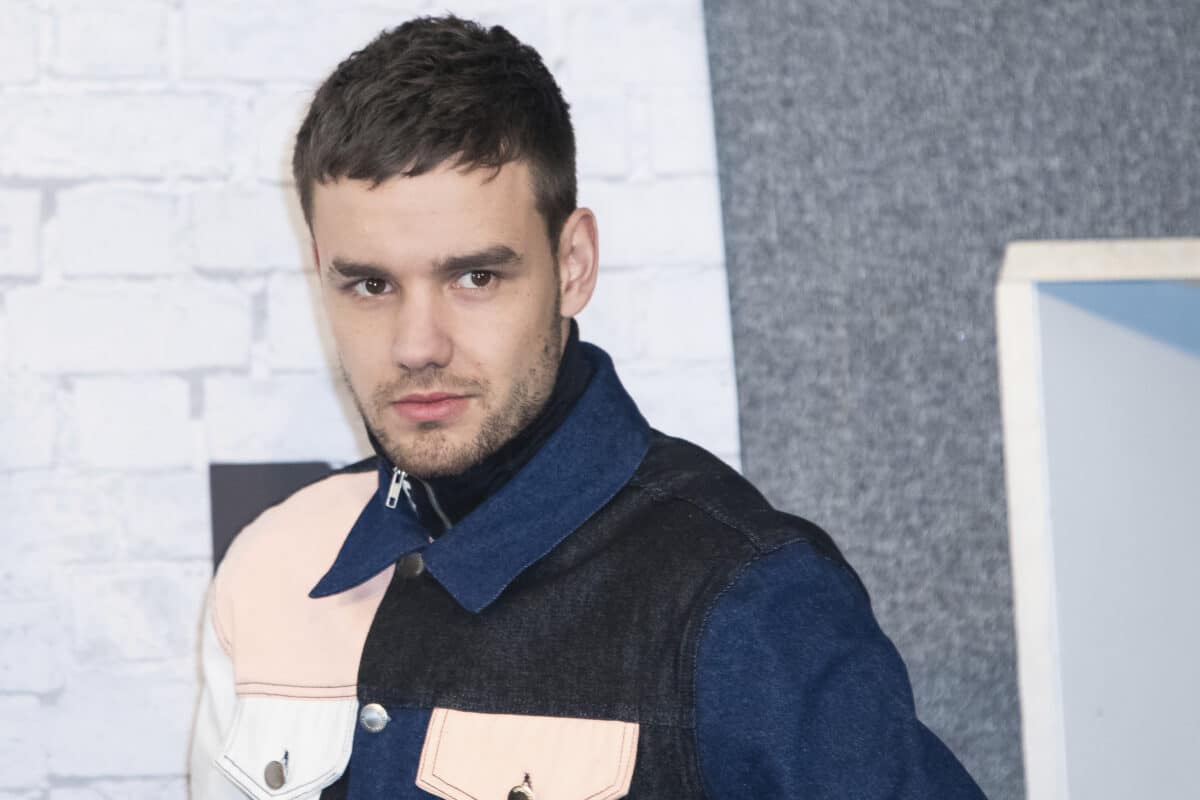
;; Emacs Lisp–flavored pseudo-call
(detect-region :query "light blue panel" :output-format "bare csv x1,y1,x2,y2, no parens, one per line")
1040,280,1200,360
1037,282,1200,799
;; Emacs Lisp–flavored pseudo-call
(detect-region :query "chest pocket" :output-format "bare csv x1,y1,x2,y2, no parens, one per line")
217,696,358,800
415,708,639,800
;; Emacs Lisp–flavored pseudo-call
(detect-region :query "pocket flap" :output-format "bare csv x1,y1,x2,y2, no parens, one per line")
217,696,357,800
416,708,639,800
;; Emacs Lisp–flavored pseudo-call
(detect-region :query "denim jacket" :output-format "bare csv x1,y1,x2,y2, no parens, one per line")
189,342,985,799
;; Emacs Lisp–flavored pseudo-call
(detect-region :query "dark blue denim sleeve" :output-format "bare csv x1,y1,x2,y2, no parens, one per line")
694,540,987,798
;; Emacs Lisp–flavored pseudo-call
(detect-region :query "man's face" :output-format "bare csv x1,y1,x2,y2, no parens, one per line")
310,161,566,478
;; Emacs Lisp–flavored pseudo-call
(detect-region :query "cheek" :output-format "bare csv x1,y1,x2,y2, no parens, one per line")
327,311,388,382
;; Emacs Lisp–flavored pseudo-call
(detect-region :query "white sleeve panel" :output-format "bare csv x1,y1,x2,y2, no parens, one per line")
189,591,248,800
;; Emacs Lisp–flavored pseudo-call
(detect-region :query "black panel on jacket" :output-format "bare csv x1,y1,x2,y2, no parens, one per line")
348,432,857,798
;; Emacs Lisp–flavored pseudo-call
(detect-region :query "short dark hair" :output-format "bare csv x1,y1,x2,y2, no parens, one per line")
293,15,577,250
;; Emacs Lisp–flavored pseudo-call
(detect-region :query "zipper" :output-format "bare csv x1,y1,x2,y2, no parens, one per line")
384,467,416,512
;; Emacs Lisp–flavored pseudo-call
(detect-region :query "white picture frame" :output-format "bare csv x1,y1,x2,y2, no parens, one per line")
995,239,1200,800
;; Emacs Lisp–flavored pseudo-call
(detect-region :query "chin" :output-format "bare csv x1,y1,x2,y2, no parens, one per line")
389,433,485,478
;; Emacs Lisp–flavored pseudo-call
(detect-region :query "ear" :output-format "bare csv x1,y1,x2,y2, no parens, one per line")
556,207,599,318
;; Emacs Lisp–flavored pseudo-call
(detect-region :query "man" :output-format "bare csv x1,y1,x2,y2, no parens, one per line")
190,15,985,800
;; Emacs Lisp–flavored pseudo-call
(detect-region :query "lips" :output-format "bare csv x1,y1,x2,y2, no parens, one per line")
392,393,470,424
398,392,463,403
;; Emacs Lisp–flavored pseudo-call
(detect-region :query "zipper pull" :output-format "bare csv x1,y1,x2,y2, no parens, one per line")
385,467,418,513
385,467,406,508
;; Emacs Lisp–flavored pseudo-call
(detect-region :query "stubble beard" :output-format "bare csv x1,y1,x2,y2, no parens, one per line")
343,315,564,479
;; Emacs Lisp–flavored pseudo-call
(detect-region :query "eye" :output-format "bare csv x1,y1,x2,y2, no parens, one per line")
351,277,390,297
452,271,495,290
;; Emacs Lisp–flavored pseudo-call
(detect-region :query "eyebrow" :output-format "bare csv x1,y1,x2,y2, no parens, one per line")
328,245,522,281
435,245,522,275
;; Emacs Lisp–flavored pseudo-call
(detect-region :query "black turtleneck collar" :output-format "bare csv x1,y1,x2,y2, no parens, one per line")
366,318,594,535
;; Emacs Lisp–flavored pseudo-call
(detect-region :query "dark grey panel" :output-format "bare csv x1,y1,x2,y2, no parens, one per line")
702,2,1200,798
208,462,333,569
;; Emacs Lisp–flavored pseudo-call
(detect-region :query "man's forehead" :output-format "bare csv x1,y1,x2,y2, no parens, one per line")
310,161,538,269
312,160,534,220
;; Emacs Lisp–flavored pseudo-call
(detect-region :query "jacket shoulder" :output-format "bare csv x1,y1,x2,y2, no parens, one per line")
210,459,388,696
628,431,859,584
217,458,377,582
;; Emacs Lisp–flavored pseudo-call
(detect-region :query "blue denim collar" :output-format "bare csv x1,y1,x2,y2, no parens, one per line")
309,342,652,613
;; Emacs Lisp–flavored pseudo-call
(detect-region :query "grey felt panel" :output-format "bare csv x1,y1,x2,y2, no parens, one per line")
701,3,1200,798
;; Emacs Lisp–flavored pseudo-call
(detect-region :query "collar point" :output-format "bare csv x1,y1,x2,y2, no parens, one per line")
309,570,353,598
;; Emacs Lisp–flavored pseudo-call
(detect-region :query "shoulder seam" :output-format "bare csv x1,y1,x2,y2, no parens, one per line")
687,540,790,799
687,538,856,799
626,480,771,551
627,478,867,599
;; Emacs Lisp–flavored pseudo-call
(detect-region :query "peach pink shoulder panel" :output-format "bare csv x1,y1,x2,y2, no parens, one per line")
211,470,392,699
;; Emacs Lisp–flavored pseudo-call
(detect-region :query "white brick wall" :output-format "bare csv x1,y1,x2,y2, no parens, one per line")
0,190,41,277
0,2,735,796
68,377,197,469
49,0,170,79
47,185,180,277
0,94,232,179
0,3,39,86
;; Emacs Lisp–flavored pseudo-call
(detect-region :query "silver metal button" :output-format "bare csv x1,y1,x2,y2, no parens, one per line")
508,775,535,800
398,552,425,578
359,702,390,733
264,759,286,789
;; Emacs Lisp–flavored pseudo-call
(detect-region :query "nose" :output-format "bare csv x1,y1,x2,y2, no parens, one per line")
389,288,453,372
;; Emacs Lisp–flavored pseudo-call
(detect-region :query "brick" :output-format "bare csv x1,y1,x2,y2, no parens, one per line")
621,359,740,457
561,3,625,85
0,470,211,595
0,189,41,277
7,280,251,372
634,3,711,86
181,2,415,81
567,86,629,178
578,177,724,268
204,373,370,463
575,269,648,363
243,88,312,183
581,265,735,366
648,86,718,176
47,664,197,777
50,779,187,800
65,561,209,664
49,0,167,78
68,376,195,469
640,266,735,363
0,602,67,693
562,1,708,87
46,185,179,277
0,557,55,609
3,471,123,570
119,471,213,561
265,271,336,370
182,186,307,272
0,2,38,85
0,696,46,789
0,371,57,469
0,94,229,179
